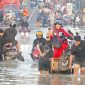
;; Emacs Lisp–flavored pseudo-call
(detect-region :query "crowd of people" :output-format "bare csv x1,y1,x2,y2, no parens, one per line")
0,16,85,78
35,0,83,28
31,19,85,78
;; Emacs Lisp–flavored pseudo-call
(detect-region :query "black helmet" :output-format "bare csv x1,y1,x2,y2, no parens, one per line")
54,19,63,26
74,35,81,41
36,31,43,37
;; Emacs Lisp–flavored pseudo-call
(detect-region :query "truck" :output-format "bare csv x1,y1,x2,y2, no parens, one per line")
0,0,20,16
0,0,20,10
0,0,20,24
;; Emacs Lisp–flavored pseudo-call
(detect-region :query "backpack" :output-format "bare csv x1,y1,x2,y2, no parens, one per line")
52,36,62,48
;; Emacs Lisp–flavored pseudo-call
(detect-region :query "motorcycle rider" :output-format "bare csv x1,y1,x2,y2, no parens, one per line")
20,17,31,33
3,21,20,52
50,19,72,59
33,31,46,49
31,31,46,61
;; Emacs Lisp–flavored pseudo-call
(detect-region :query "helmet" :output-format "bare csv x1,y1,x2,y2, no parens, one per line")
54,19,63,26
36,31,43,36
74,35,81,41
10,21,16,28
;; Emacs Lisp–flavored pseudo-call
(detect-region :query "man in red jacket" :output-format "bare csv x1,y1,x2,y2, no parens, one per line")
50,19,72,59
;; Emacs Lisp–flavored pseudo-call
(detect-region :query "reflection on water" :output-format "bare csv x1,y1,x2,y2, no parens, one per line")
0,60,39,85
0,59,85,85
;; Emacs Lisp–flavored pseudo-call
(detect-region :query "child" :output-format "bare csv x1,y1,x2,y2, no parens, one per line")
46,27,52,38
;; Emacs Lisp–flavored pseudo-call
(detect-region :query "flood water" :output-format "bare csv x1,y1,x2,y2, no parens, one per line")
0,27,85,85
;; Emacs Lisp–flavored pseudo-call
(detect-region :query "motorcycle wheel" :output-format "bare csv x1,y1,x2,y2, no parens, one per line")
58,56,69,72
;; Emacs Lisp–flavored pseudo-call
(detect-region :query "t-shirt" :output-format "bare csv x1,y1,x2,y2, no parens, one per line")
33,38,46,47
39,50,53,64
3,28,17,44
71,40,85,61
46,40,52,49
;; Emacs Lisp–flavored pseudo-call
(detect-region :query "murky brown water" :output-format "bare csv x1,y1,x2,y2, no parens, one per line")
0,27,85,85
0,60,85,85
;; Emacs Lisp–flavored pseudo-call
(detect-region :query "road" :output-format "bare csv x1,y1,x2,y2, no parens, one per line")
0,27,85,85
28,6,39,27
0,4,85,84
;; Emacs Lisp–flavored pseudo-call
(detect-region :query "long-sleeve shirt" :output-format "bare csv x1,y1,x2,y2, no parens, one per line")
50,28,72,41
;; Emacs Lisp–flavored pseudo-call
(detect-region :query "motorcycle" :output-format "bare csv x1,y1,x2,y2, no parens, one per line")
19,27,31,39
58,51,70,72
50,47,71,73
3,43,24,61
30,46,40,61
